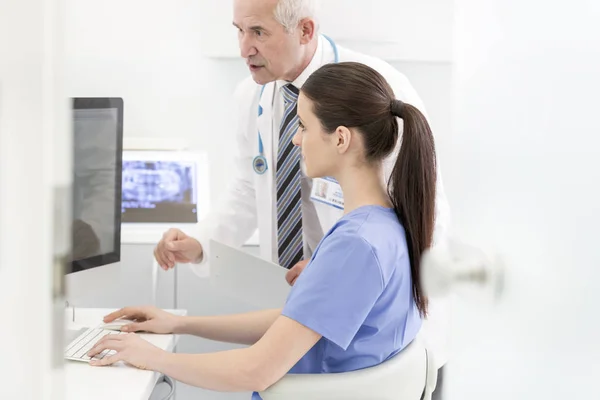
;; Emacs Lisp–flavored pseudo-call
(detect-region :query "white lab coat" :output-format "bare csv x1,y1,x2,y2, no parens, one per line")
193,35,452,368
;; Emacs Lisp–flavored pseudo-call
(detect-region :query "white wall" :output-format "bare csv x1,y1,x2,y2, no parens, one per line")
200,0,454,62
64,0,248,212
0,1,68,399
446,1,600,399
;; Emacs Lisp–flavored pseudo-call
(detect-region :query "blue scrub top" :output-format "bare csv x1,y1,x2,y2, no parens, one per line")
252,205,422,399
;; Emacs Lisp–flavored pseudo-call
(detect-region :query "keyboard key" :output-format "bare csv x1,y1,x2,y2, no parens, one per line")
65,327,127,362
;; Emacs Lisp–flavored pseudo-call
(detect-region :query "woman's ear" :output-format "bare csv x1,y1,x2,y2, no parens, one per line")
334,126,352,154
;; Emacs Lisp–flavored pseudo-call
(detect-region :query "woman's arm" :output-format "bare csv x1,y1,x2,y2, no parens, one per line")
92,234,380,391
174,308,282,345
104,306,281,346
152,315,322,392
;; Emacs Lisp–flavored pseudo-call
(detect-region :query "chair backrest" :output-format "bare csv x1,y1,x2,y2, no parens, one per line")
259,338,437,400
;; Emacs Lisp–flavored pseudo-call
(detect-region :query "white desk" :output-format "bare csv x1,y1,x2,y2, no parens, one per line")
65,308,187,400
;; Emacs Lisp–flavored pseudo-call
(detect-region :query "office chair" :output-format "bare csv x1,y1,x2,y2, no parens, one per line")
259,338,437,400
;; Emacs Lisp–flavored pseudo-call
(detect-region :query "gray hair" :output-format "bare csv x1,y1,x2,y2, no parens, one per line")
274,0,319,33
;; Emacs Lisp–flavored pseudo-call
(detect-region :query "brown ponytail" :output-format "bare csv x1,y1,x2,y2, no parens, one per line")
301,62,436,316
388,100,436,317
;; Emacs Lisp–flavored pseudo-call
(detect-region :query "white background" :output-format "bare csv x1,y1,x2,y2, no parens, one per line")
2,0,600,399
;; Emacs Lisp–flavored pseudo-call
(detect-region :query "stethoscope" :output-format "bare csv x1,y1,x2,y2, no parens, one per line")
252,35,339,175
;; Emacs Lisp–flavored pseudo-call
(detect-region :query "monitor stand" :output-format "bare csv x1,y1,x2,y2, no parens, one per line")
65,261,121,309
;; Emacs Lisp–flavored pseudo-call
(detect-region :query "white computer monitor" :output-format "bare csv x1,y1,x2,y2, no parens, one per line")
66,97,124,304
120,150,210,244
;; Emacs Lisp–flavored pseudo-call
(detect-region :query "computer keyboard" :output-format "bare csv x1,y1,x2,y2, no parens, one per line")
65,327,127,362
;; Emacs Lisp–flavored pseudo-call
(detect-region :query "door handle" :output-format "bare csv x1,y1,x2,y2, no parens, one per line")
421,238,505,302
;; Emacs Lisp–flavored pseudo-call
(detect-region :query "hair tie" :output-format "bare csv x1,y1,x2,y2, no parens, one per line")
390,99,404,118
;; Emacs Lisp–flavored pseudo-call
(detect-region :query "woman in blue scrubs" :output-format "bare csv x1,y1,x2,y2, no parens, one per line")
88,62,437,397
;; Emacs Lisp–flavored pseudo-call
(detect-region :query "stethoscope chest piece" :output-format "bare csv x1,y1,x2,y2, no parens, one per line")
253,155,268,175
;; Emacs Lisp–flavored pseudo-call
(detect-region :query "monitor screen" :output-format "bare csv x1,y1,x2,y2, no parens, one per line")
69,98,123,274
121,159,198,223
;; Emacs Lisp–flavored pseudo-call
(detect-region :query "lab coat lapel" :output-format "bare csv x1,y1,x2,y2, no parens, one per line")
256,83,275,261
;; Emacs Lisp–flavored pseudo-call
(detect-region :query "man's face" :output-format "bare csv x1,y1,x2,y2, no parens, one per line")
233,0,303,84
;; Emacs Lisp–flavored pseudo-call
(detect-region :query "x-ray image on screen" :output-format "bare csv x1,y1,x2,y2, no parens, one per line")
121,160,198,223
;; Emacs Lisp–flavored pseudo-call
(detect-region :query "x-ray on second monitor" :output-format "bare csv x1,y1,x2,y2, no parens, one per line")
120,149,210,244
66,97,123,304
121,153,200,224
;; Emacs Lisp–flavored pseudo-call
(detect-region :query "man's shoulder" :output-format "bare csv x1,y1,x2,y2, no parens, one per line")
340,48,394,72
339,48,403,79
337,46,424,109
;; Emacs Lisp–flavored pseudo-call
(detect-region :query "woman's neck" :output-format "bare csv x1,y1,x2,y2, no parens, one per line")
334,165,392,215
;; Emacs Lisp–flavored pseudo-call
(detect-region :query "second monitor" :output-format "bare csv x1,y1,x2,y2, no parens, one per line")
120,150,209,244
122,152,200,223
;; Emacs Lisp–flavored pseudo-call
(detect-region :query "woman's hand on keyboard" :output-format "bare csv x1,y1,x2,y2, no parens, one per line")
88,333,162,369
103,306,182,334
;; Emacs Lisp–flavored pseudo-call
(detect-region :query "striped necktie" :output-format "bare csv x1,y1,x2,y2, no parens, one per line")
276,84,304,269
